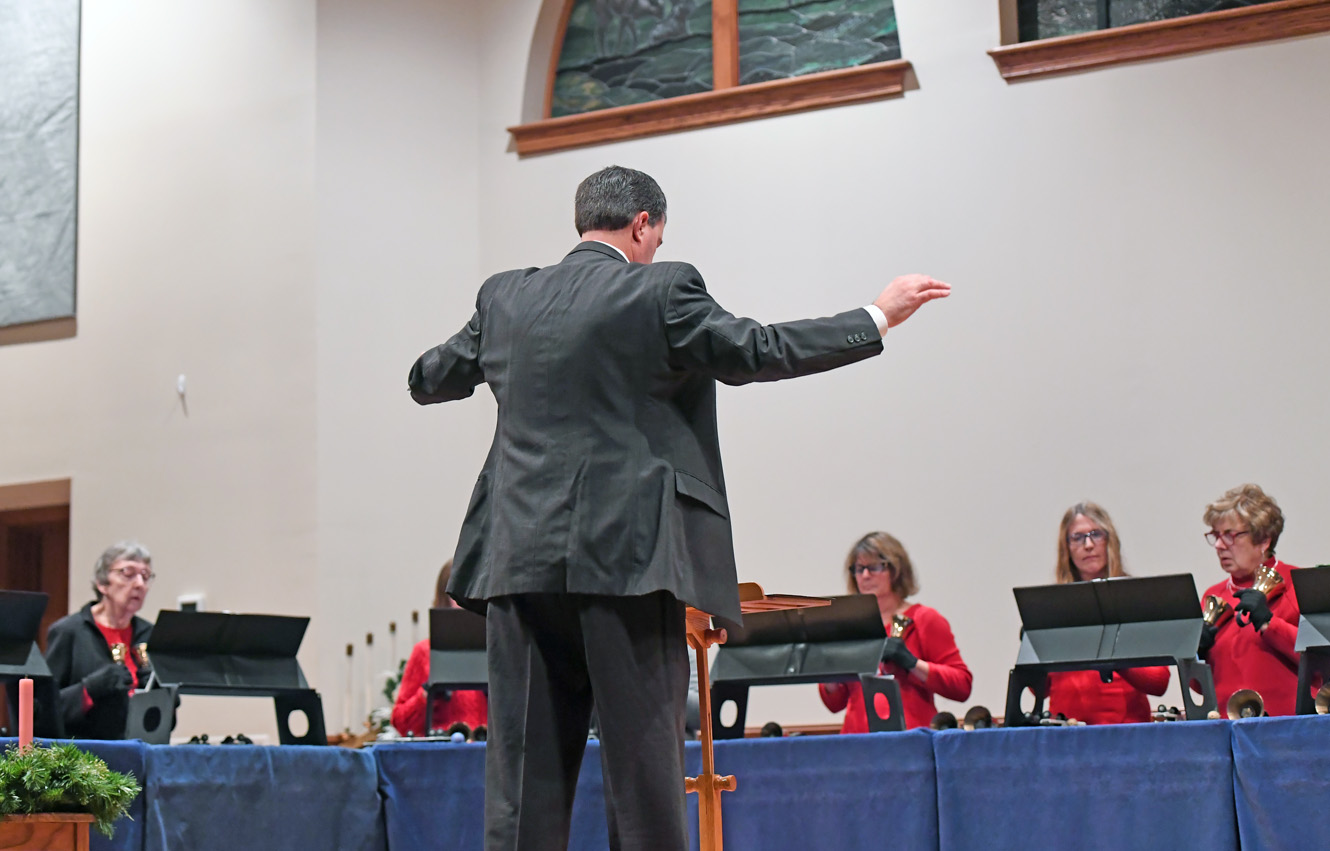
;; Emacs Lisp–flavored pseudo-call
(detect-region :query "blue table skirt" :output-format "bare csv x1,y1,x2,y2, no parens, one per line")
933,720,1238,851
142,744,386,851
376,732,936,851
1231,716,1330,851
11,716,1330,850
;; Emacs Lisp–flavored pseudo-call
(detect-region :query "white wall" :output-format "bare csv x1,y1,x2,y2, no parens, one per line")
313,0,483,734
3,0,1327,739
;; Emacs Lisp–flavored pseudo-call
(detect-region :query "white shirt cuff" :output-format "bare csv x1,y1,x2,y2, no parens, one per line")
863,304,889,337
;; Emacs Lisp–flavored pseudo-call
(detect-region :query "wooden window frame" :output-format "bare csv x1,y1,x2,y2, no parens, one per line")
510,0,913,156
989,0,1330,82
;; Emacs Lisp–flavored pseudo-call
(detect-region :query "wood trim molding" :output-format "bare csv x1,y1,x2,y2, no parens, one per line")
713,0,740,90
0,316,76,347
542,0,577,119
511,59,912,156
989,0,1330,82
0,479,72,513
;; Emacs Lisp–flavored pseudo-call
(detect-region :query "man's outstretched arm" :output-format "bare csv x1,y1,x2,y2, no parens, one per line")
408,312,485,404
664,266,951,385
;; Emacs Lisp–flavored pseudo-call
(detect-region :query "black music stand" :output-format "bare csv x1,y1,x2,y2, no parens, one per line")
1004,574,1216,726
708,594,901,737
146,610,326,745
424,607,487,733
0,590,64,738
1293,565,1330,714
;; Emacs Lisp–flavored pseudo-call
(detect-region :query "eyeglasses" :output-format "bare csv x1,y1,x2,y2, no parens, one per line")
1204,529,1251,548
1068,530,1107,547
110,566,155,584
851,562,892,576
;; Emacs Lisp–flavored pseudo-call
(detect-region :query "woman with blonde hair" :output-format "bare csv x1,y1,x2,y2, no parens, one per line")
1197,484,1302,716
818,532,972,731
1047,503,1169,724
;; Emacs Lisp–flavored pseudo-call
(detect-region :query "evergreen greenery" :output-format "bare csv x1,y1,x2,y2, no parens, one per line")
0,743,141,838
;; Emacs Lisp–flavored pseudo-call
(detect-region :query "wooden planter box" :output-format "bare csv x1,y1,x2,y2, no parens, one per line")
0,814,94,851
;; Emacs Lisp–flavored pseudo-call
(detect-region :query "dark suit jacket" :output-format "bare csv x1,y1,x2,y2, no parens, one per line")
409,242,882,622
46,602,153,740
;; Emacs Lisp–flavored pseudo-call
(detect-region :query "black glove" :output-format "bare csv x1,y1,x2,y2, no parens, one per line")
881,637,918,671
1235,588,1274,631
83,663,133,700
1197,624,1218,657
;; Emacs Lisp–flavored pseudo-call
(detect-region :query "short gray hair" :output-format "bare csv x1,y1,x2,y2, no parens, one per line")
92,541,152,599
574,166,666,235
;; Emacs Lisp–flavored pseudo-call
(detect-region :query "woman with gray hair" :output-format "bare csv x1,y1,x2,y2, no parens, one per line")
1197,484,1302,716
45,541,157,739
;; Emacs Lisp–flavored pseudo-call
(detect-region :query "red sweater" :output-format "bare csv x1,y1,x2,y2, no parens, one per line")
819,603,972,732
1047,666,1170,725
391,639,488,736
1200,559,1302,717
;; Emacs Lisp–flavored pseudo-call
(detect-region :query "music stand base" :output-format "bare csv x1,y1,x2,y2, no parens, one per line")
275,691,328,745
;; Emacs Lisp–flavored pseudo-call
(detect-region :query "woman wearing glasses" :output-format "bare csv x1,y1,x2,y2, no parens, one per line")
1047,502,1170,724
45,541,157,739
818,531,972,731
1197,484,1302,716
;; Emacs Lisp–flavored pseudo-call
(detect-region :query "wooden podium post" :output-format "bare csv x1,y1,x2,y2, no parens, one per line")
685,584,828,851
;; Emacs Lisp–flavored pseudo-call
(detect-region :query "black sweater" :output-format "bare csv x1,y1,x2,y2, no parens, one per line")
45,602,153,739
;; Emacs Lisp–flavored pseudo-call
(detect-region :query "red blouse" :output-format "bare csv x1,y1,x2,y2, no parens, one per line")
818,603,972,732
1200,558,1302,717
391,639,488,736
1047,667,1170,725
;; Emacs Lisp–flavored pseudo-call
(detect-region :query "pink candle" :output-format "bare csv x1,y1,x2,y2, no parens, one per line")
18,677,33,750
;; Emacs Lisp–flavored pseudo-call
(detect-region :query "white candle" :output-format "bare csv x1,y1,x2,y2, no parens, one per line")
364,632,374,724
343,643,353,733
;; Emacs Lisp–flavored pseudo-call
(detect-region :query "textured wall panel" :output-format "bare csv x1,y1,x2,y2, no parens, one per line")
0,0,79,328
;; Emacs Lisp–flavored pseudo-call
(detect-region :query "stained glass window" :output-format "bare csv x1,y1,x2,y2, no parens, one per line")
1017,0,1284,41
550,0,901,117
552,1,715,117
737,0,900,85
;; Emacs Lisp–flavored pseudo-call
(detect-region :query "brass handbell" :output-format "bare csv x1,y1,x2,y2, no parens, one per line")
1315,685,1330,715
110,642,128,665
1226,688,1265,719
135,642,151,668
1202,595,1231,627
889,613,913,638
1251,563,1285,596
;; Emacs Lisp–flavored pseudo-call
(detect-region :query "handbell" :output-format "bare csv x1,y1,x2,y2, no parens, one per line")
889,613,913,639
135,643,151,669
962,705,993,730
110,642,128,665
1226,688,1265,719
1315,685,1330,715
1202,595,1231,628
1251,563,1284,596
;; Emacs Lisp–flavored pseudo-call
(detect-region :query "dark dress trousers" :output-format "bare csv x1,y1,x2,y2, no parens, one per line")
45,602,153,740
409,242,883,850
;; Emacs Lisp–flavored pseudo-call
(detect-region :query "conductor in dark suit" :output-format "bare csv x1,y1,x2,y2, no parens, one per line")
408,166,950,851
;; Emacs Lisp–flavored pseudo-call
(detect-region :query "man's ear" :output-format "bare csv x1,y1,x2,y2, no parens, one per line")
632,210,650,241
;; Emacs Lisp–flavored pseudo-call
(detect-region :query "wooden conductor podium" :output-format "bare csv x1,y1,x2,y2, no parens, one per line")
685,583,828,851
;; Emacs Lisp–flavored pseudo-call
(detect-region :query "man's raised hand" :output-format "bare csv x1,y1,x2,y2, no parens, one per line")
874,274,951,329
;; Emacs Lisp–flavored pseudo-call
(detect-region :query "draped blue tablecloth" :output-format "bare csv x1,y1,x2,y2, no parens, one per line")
141,743,386,851
933,720,1238,851
377,731,936,851
10,717,1329,849
1231,715,1330,851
